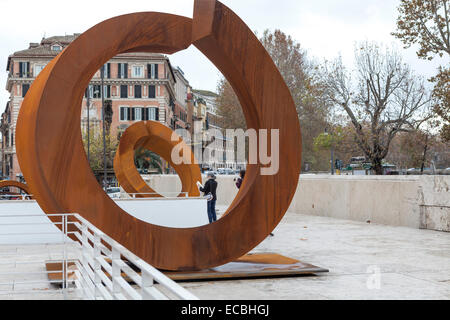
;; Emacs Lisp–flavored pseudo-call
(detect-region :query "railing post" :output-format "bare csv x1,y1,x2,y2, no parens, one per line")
111,247,121,299
141,269,154,300
93,233,102,300
80,222,88,299
62,215,66,291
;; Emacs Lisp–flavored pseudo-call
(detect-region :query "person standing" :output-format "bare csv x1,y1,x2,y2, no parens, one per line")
199,173,218,224
235,170,245,189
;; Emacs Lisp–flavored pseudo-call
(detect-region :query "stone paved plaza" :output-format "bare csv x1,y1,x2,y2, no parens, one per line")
183,208,450,300
0,210,449,300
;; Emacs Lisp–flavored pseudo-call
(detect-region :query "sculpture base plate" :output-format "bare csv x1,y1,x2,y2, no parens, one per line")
45,253,328,285
163,253,328,281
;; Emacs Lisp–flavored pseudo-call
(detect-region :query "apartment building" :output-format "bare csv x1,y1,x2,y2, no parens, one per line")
1,34,191,180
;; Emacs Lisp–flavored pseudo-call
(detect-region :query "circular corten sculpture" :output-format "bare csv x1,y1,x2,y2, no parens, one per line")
114,121,201,198
15,0,302,271
0,180,32,197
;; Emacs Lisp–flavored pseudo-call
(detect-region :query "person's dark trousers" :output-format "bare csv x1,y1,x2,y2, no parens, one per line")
207,200,217,223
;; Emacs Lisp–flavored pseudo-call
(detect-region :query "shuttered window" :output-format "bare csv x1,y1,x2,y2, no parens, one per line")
22,84,30,98
135,108,142,121
19,62,29,78
120,85,128,98
120,107,129,121
118,63,128,79
134,85,142,98
148,85,156,98
93,85,101,98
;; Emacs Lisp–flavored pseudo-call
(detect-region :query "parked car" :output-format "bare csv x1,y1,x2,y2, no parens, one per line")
106,187,121,199
224,168,235,175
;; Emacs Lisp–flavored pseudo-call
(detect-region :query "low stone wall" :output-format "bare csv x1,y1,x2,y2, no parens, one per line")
142,174,449,231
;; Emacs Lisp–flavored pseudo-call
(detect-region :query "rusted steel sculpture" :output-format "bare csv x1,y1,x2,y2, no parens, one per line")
0,180,32,197
15,0,301,271
114,121,201,198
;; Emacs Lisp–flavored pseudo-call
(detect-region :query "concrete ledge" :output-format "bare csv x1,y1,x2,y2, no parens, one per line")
143,174,450,231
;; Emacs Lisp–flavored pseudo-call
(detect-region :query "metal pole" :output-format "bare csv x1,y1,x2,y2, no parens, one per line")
101,65,107,190
331,147,334,175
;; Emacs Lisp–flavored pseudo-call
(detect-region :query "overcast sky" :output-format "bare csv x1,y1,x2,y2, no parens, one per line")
0,0,448,113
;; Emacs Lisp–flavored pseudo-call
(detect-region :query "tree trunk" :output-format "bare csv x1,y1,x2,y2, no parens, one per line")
372,158,383,175
420,134,429,175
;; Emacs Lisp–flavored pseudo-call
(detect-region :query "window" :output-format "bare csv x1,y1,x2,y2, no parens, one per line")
132,65,144,78
51,45,62,51
19,62,29,78
149,108,157,121
147,64,159,79
103,85,111,98
93,85,101,98
22,84,30,98
118,63,128,79
148,85,156,99
34,64,45,77
101,63,110,78
134,85,142,98
120,106,129,121
134,108,142,121
120,85,128,98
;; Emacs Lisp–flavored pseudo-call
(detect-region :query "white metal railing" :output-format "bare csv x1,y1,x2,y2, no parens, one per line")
109,192,189,199
70,213,198,300
0,212,198,300
0,194,33,201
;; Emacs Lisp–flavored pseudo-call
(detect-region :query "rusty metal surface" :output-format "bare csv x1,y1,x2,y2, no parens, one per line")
15,0,302,271
164,253,328,281
114,121,201,198
0,180,32,197
46,254,327,283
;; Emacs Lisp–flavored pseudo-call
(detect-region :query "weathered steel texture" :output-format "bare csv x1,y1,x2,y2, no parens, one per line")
15,0,301,271
0,180,32,197
114,121,201,198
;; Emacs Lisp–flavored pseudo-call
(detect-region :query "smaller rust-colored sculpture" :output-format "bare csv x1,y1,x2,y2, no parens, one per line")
114,121,201,198
0,180,32,198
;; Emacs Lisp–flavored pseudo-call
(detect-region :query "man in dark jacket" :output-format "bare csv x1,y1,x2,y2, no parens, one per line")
235,170,245,189
199,173,218,223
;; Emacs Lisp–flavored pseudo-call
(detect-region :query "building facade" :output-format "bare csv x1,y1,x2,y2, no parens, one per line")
191,90,240,171
1,34,192,180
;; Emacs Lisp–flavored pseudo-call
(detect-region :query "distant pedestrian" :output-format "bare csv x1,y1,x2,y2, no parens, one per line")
235,170,246,189
198,173,218,224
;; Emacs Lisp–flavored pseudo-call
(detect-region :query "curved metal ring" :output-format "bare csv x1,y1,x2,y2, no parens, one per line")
0,180,32,198
114,121,201,198
16,0,301,271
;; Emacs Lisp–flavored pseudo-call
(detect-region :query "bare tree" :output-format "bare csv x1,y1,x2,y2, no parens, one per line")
323,42,431,175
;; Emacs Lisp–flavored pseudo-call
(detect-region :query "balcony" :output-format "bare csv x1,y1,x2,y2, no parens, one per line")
8,72,34,79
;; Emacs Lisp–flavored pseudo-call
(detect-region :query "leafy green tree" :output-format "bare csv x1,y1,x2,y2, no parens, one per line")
82,128,118,171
